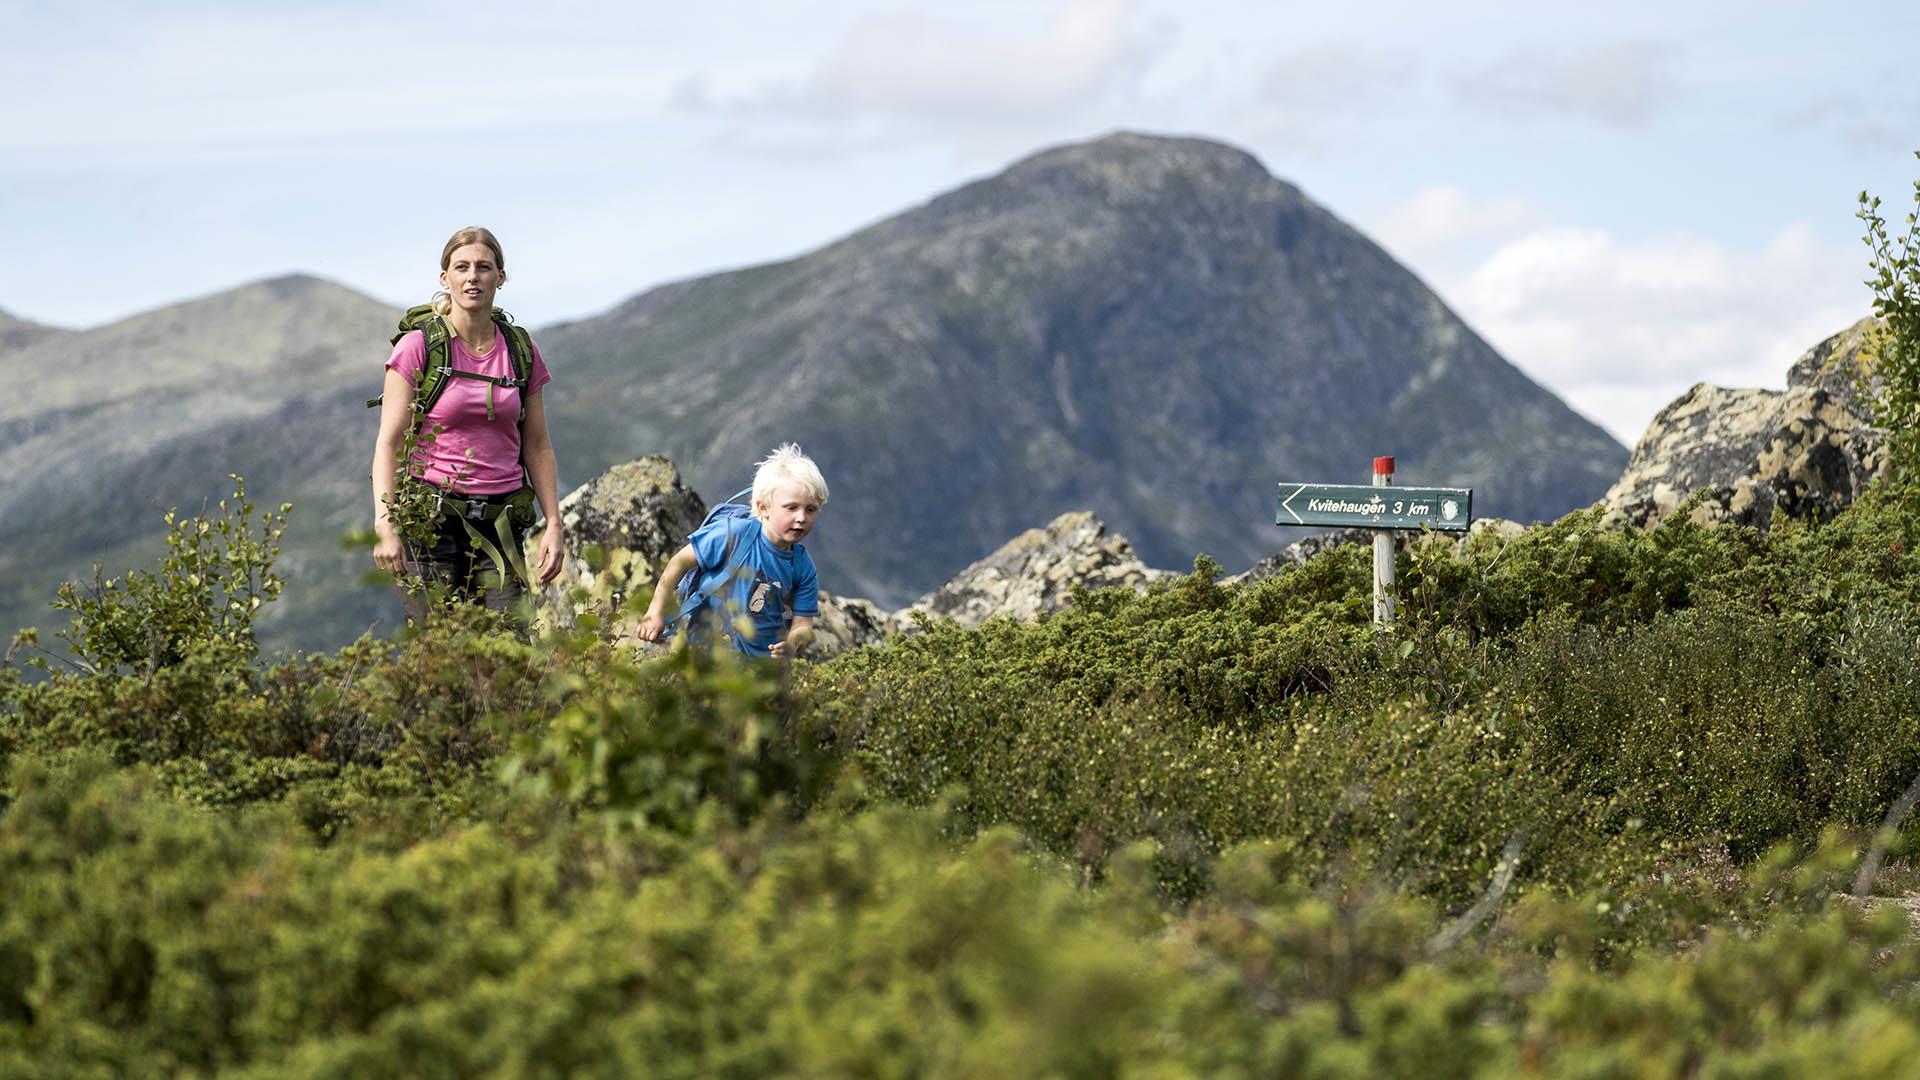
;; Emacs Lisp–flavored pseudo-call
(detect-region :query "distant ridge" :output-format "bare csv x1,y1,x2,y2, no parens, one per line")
0,274,399,649
541,131,1626,604
0,307,68,352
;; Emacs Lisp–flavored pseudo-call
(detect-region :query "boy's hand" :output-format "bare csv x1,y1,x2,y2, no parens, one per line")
635,613,666,641
770,620,814,659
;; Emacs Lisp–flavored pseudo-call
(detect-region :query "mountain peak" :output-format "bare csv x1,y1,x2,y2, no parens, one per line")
1007,130,1277,189
922,131,1297,224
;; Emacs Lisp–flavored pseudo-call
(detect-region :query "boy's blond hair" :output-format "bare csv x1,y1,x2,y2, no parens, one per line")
751,443,829,518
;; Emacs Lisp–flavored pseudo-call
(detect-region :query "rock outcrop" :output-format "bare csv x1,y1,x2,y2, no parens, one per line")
902,511,1176,629
1600,319,1885,530
808,594,897,657
531,456,706,632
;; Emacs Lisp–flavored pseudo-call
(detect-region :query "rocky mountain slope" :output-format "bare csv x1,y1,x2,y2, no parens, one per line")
538,132,1626,606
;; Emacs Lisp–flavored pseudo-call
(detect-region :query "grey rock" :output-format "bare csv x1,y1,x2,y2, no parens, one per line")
1236,528,1377,583
808,593,897,660
531,456,705,632
902,510,1175,628
1600,319,1885,530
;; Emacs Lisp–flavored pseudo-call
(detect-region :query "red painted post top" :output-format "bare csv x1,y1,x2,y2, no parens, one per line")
1373,456,1395,476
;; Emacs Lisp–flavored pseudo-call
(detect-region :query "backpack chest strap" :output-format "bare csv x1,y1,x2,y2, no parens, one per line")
416,366,528,422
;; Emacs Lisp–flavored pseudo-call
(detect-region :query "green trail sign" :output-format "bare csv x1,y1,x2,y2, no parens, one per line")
1276,483,1473,531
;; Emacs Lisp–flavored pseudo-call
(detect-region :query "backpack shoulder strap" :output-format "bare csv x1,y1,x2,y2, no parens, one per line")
492,311,536,423
368,305,451,411
689,492,758,591
409,315,457,416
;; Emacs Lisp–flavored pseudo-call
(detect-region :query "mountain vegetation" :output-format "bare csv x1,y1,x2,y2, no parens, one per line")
5,451,1920,1072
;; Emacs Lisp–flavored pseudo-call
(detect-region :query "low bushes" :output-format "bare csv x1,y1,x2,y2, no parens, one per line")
5,476,1920,1072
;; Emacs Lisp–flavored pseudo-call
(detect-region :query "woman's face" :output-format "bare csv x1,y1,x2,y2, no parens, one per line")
440,242,503,314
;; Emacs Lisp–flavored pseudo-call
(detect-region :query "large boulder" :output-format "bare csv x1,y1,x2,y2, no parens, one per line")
530,456,705,631
902,511,1175,628
807,593,898,660
1600,319,1885,530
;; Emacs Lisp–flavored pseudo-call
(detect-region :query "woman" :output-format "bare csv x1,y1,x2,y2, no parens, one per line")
370,226,565,620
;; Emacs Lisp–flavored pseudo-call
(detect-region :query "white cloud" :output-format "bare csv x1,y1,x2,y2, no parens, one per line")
1372,186,1545,278
1440,220,1869,444
1247,43,1418,151
678,0,1174,156
1775,92,1920,153
1454,39,1683,127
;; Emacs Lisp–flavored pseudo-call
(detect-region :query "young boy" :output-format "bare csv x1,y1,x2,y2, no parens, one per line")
636,443,827,657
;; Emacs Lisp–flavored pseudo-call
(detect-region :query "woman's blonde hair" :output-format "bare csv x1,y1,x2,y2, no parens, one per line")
430,226,507,316
751,443,829,517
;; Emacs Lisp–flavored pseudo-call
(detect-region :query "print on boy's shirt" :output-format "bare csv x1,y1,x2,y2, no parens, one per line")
748,573,785,616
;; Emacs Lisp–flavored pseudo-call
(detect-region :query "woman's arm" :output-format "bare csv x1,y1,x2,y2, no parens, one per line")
370,368,417,576
520,390,566,584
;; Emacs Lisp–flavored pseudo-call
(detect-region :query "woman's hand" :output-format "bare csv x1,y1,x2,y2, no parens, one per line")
635,612,666,642
535,520,566,584
372,524,409,577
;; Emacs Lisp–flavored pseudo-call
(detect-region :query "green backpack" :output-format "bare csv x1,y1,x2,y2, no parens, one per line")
367,303,535,425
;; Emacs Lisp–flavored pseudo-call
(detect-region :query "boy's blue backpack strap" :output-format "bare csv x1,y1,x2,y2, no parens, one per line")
666,487,757,639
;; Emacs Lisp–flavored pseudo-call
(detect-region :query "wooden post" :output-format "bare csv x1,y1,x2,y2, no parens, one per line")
1373,456,1395,627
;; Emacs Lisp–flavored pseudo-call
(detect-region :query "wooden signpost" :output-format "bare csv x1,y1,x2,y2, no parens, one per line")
1275,457,1473,626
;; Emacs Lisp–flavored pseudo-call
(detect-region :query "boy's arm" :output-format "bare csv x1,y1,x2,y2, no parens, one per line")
636,544,700,641
770,616,814,659
770,557,820,658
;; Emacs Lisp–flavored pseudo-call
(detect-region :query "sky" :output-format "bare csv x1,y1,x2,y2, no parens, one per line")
3,0,1917,446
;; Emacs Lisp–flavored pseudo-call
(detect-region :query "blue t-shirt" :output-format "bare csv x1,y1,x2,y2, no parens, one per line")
680,516,820,656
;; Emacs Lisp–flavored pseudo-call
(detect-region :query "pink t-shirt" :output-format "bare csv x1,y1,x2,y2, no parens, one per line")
386,327,553,494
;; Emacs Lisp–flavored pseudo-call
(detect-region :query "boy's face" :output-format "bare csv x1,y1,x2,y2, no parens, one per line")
758,480,820,549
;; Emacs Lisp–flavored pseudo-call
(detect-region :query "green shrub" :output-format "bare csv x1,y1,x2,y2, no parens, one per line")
502,638,830,837
46,477,287,676
1860,153,1920,481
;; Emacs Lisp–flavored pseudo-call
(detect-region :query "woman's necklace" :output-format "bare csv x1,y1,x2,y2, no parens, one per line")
449,315,497,356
